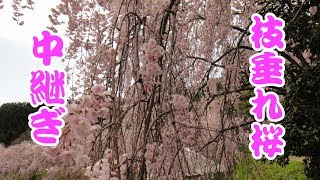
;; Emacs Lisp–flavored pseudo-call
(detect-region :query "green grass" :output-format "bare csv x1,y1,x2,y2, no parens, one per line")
234,156,307,180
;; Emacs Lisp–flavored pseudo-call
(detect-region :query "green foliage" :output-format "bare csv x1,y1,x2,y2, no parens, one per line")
234,151,307,180
258,0,320,57
237,90,254,117
256,1,320,178
0,169,90,180
215,78,224,93
0,102,38,146
29,170,47,180
10,129,32,145
280,63,320,179
234,156,307,180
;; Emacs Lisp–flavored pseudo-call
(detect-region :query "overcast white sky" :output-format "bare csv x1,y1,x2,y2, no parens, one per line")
0,0,68,106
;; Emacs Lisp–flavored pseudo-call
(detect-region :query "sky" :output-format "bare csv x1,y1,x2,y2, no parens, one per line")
0,0,66,106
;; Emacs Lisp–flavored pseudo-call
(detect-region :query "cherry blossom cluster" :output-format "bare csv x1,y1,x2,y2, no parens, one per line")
84,149,127,180
171,94,195,145
0,142,50,178
141,38,164,77
140,38,164,93
43,85,113,178
145,143,167,179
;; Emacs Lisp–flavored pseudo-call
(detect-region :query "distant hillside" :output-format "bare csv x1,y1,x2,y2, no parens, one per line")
0,102,38,146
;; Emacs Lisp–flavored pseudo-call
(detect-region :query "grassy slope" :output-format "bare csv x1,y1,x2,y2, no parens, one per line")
234,156,307,180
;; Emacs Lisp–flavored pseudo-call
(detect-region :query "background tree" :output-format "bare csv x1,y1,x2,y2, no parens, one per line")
0,102,38,146
256,0,320,179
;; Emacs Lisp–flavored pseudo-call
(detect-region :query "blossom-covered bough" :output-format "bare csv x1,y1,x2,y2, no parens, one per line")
1,0,262,179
